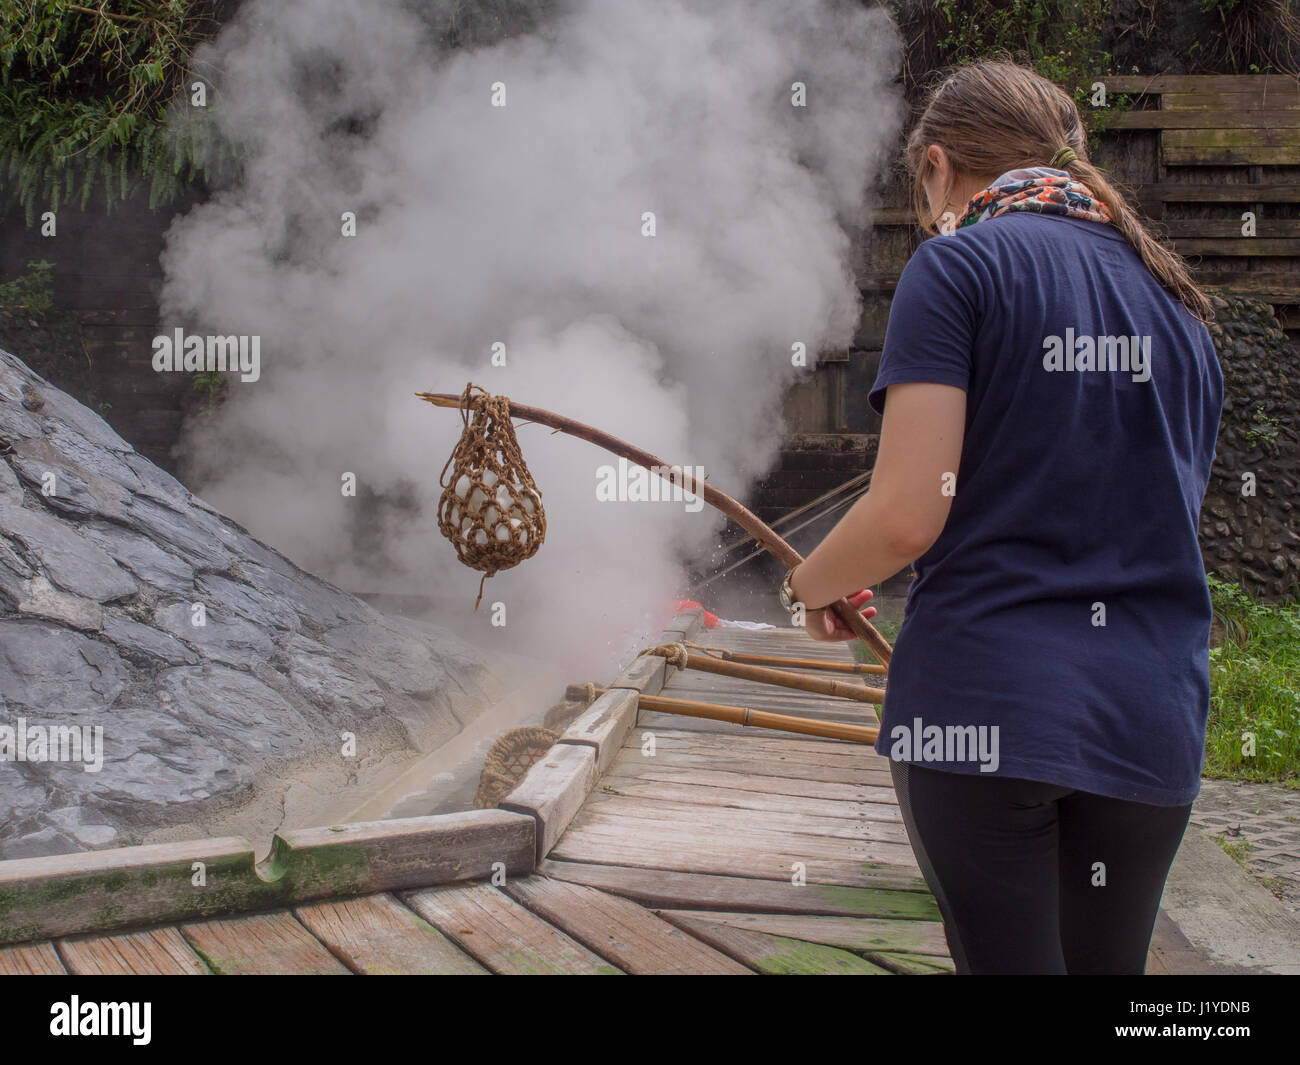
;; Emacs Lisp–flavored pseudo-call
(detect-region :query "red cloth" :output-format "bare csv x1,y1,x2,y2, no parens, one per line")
673,599,719,628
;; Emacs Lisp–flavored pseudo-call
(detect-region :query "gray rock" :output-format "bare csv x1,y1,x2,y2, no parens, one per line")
102,613,200,665
14,576,105,632
0,347,496,857
154,600,275,668
78,520,196,594
195,573,300,632
0,621,127,709
0,458,21,506
122,495,235,573
0,502,137,602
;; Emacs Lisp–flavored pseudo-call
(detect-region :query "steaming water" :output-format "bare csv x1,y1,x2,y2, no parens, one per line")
159,0,905,803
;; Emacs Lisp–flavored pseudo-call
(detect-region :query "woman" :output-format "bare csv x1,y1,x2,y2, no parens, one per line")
781,61,1224,974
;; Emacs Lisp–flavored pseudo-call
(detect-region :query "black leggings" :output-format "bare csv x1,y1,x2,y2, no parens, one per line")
890,760,1193,975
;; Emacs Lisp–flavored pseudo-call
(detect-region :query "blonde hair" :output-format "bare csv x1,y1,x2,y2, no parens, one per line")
906,61,1212,322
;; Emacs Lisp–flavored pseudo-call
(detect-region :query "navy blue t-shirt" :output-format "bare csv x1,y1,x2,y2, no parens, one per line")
868,213,1223,805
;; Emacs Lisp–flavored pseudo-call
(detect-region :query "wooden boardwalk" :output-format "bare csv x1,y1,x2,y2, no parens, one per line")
0,615,1217,974
0,623,959,975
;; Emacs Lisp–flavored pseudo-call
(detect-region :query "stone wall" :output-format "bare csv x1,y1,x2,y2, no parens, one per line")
1200,295,1300,600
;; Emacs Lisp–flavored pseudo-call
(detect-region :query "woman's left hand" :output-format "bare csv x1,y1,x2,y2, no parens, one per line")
803,588,876,642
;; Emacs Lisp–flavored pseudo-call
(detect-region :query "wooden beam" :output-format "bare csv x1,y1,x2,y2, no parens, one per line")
0,810,535,946
500,742,599,860
1109,109,1300,129
1103,74,1300,94
557,687,639,775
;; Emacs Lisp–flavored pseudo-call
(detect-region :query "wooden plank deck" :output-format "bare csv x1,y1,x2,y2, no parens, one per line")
0,620,1209,973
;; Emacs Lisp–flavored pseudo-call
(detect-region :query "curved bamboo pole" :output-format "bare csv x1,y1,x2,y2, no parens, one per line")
417,389,892,666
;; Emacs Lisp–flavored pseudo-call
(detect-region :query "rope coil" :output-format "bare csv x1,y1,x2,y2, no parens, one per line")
473,725,559,808
437,383,546,607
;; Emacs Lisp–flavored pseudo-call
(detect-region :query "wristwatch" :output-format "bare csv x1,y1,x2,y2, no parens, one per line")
778,564,802,617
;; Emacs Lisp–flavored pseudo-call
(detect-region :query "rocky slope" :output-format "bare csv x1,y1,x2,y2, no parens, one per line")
0,347,496,859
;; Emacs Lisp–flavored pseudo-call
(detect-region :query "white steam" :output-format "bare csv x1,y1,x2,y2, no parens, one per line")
160,0,903,681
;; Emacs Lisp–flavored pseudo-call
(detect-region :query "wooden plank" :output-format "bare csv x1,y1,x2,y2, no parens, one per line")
1194,271,1300,300
503,875,752,974
550,823,917,889
602,764,900,804
553,813,921,884
595,774,904,824
404,881,622,974
1104,74,1300,93
662,910,950,957
610,745,893,786
1109,109,1300,129
610,654,666,695
0,941,65,974
580,792,912,846
180,911,351,975
1160,220,1300,239
0,836,255,946
557,687,638,775
1170,239,1299,257
500,742,597,860
869,950,956,974
637,728,889,765
661,912,891,974
538,859,941,919
1162,92,1300,110
0,810,536,946
267,809,537,897
566,803,918,863
293,893,489,975
58,927,208,975
1141,183,1300,204
1163,127,1300,166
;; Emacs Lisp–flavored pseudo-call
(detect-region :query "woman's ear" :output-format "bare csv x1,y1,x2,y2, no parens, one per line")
926,143,950,188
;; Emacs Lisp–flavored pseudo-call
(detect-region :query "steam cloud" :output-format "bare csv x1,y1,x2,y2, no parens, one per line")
160,0,903,683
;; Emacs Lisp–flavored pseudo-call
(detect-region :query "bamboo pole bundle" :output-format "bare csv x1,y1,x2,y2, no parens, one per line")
684,642,888,676
417,389,893,667
573,686,879,745
642,644,885,704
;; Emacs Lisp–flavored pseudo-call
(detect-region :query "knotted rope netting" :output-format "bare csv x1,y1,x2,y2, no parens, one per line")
437,383,546,608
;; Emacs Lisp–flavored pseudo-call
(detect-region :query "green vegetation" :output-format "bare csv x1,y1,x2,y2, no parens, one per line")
0,258,54,311
887,0,1135,135
1243,406,1281,450
0,1,228,217
1205,575,1300,784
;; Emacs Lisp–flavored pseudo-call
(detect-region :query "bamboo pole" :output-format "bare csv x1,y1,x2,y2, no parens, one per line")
417,389,893,667
686,644,888,676
575,686,879,744
643,645,885,704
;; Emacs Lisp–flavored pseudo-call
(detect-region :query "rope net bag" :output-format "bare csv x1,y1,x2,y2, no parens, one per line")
473,726,559,808
437,383,546,607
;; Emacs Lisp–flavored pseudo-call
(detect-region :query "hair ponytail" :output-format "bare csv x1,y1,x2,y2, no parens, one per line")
907,61,1213,323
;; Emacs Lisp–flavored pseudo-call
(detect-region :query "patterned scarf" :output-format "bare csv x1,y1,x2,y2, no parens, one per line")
957,166,1111,229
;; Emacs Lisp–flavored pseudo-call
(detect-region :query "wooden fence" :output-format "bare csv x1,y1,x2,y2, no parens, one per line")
782,73,1300,440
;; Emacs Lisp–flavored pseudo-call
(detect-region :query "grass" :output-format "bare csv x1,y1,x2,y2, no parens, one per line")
1205,575,1300,785
1213,835,1253,868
